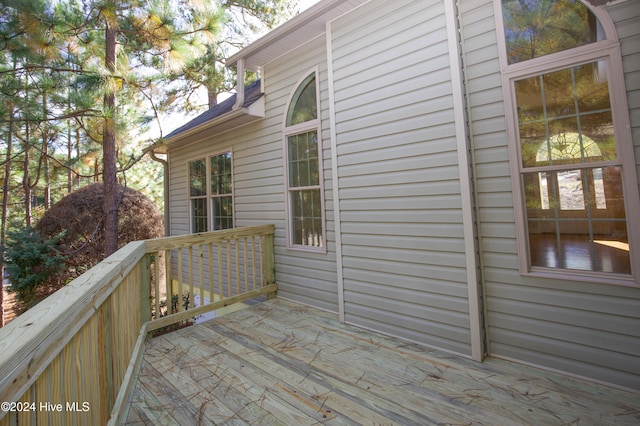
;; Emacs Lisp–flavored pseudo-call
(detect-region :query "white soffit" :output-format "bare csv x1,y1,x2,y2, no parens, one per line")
228,0,369,70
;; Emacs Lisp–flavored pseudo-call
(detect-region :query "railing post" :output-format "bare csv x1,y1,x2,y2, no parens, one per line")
266,231,276,299
140,254,152,323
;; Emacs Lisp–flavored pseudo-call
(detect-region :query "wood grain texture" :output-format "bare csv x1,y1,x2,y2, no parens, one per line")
0,242,147,426
125,298,640,425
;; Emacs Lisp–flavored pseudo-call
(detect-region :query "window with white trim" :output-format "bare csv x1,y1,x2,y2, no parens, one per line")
498,0,640,279
284,71,325,250
188,151,233,233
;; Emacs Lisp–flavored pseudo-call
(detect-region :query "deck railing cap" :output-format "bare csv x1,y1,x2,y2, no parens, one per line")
0,241,146,402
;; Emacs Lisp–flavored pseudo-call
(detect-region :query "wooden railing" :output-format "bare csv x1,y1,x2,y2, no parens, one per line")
0,224,276,426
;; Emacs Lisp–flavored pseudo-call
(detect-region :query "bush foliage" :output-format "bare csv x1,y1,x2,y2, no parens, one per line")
36,183,165,286
4,183,164,311
4,228,67,307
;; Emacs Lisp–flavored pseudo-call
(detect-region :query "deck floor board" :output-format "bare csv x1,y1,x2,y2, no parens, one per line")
124,298,640,425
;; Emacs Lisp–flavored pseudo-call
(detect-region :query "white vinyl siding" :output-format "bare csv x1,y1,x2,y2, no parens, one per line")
330,0,472,356
462,0,640,390
167,40,340,312
261,36,338,311
610,0,640,193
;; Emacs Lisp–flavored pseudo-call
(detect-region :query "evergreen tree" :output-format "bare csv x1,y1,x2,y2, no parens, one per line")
3,227,66,308
160,0,297,113
1,0,298,267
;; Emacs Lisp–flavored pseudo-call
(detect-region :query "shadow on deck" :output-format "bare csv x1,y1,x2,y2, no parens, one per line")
124,298,640,425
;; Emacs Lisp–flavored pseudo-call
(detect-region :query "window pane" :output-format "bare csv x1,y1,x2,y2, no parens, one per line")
210,152,232,195
525,166,630,274
189,159,206,197
516,61,615,168
502,0,601,64
593,168,606,209
286,74,317,126
191,198,207,233
291,189,323,247
288,131,319,188
557,169,584,210
212,196,233,230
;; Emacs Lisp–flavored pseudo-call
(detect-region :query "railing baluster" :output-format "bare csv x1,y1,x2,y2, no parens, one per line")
209,242,214,303
199,244,204,308
243,237,249,293
188,246,195,311
267,232,275,286
226,240,232,297
217,241,223,299
235,238,240,294
164,249,171,316
177,248,183,313
250,236,256,291
154,253,160,319
259,234,264,288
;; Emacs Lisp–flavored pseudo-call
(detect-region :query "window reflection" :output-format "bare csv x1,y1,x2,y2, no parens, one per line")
286,75,317,126
516,61,615,169
502,0,601,64
525,166,630,274
517,60,630,273
502,0,635,276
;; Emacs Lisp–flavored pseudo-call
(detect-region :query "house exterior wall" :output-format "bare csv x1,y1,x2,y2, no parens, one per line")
261,35,339,311
167,0,640,391
611,0,640,193
461,0,640,390
168,35,341,313
328,0,474,356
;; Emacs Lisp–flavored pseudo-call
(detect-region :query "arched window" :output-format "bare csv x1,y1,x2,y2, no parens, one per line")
497,0,640,280
283,71,325,250
287,74,317,125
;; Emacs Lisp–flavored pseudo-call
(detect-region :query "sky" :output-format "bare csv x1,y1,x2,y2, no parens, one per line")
298,0,321,11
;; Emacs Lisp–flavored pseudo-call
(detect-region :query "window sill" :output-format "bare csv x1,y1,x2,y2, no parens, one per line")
524,267,638,288
287,245,327,255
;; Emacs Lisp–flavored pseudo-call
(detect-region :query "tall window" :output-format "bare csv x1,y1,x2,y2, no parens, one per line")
188,151,233,233
498,0,639,279
284,71,325,250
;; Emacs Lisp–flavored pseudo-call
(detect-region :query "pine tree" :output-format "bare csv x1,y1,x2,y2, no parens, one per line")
1,0,297,264
4,227,66,308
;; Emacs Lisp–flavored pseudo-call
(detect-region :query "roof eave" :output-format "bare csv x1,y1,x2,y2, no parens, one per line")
155,97,265,154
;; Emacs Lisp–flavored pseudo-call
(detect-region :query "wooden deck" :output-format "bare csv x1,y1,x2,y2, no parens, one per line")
124,298,640,425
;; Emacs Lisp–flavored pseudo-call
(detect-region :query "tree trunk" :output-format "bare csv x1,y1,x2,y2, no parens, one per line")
23,126,32,228
207,87,218,109
42,94,51,210
0,102,14,328
103,22,119,256
67,45,75,194
67,122,73,193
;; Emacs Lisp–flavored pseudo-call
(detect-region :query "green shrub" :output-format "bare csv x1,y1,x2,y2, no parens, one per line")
4,227,67,307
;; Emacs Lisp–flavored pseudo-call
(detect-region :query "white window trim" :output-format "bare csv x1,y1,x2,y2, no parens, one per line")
495,0,640,286
282,67,327,253
187,149,235,234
